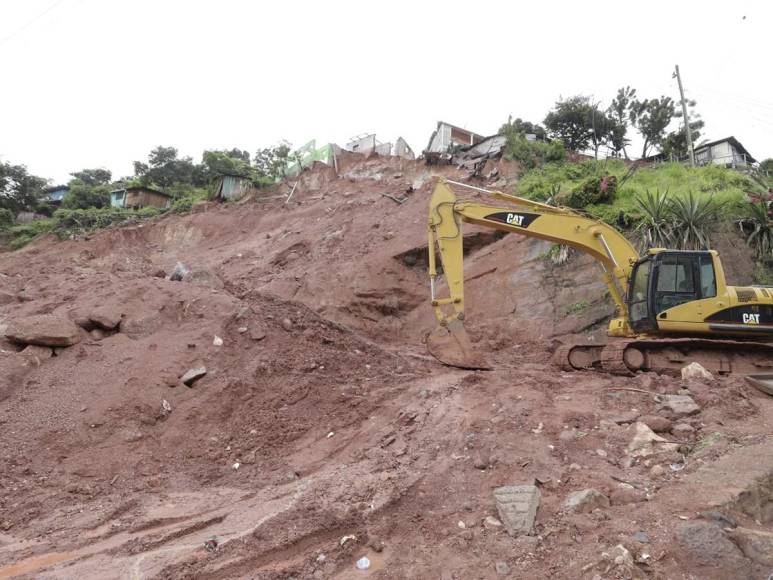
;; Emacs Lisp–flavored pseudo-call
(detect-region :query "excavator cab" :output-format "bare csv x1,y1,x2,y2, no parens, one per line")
627,250,717,334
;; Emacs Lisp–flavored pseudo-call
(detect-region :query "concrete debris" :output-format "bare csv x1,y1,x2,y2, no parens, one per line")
493,485,540,536
563,489,610,513
682,362,714,381
658,394,701,419
180,367,207,387
5,314,82,347
161,399,172,414
213,335,223,346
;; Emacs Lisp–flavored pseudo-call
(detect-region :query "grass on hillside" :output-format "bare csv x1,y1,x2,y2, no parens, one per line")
516,160,763,225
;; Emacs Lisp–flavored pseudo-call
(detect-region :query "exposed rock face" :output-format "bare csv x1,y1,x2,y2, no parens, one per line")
5,314,82,347
674,521,752,579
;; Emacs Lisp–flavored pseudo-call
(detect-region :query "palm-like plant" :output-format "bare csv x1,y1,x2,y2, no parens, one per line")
669,192,721,250
635,189,672,250
738,202,773,259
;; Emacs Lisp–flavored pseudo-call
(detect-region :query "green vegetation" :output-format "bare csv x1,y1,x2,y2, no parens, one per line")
0,208,14,229
565,300,590,315
517,159,759,226
6,206,167,249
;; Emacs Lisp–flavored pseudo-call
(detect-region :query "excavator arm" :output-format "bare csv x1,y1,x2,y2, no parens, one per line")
427,179,640,368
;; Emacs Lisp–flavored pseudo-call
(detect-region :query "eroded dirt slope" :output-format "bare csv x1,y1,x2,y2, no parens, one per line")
1,154,771,580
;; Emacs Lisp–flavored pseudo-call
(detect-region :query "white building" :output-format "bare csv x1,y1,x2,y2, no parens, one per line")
694,136,756,168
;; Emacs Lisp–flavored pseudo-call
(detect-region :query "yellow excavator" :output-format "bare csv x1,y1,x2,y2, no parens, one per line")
427,178,773,378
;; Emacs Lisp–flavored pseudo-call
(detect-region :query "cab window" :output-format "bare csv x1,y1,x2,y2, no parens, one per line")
699,255,716,298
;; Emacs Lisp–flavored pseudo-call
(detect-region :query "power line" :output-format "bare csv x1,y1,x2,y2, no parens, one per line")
0,0,66,48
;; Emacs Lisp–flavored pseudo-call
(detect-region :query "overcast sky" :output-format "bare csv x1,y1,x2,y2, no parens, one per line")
1,0,771,183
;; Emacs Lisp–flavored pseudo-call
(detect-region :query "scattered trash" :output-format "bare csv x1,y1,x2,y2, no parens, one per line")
531,422,544,434
457,520,466,529
180,366,207,387
161,399,172,414
340,534,357,547
204,537,218,552
213,335,223,346
316,553,326,563
355,556,371,570
169,262,189,282
327,431,335,438
232,462,240,470
632,531,650,543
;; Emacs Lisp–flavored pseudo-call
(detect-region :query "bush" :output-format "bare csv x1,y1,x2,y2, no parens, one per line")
136,206,161,218
8,219,55,249
503,135,565,170
171,197,194,214
53,207,131,230
561,175,617,208
0,208,14,229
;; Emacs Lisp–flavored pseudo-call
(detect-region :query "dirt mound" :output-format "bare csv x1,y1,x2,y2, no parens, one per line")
0,154,771,579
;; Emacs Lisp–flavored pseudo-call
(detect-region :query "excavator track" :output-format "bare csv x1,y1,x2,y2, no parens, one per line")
556,338,773,377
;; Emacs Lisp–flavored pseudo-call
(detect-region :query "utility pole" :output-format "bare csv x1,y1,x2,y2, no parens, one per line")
673,64,695,166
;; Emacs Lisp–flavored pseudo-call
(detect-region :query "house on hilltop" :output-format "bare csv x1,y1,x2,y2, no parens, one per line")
425,121,486,154
43,185,69,205
110,186,172,209
694,136,756,168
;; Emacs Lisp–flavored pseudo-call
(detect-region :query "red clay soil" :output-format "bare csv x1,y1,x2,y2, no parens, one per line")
0,153,771,579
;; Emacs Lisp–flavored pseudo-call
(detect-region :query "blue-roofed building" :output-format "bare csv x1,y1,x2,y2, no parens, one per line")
44,185,69,205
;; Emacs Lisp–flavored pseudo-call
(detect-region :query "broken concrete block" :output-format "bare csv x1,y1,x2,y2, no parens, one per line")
5,314,81,347
493,485,540,536
681,362,713,381
659,394,701,419
180,366,207,387
563,488,610,513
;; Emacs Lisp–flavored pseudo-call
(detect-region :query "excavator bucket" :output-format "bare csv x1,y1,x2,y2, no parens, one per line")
426,319,491,370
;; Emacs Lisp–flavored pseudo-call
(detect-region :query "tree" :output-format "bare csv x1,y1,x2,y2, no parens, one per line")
760,159,773,177
629,96,676,158
544,96,612,158
0,161,47,214
659,99,704,161
607,86,637,158
61,179,110,209
133,146,197,188
201,150,253,179
255,141,292,180
544,96,595,152
69,168,112,186
499,116,547,141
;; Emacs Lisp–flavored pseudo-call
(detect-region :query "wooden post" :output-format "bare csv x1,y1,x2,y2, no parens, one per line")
674,64,695,167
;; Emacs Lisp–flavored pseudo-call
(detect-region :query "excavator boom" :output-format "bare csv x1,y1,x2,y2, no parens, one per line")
426,178,773,376
427,179,638,368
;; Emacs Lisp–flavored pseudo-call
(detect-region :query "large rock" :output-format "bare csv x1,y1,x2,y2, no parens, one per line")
563,488,609,513
728,527,773,567
659,394,701,419
682,362,713,381
627,422,678,457
493,485,540,536
674,521,751,579
5,314,81,347
180,366,207,387
89,307,122,330
637,414,672,433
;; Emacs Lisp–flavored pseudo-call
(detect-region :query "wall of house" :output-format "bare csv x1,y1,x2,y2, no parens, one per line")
345,135,376,155
427,124,452,153
125,191,171,209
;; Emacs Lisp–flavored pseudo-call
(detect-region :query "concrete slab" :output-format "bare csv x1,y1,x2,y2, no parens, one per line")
493,485,540,536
